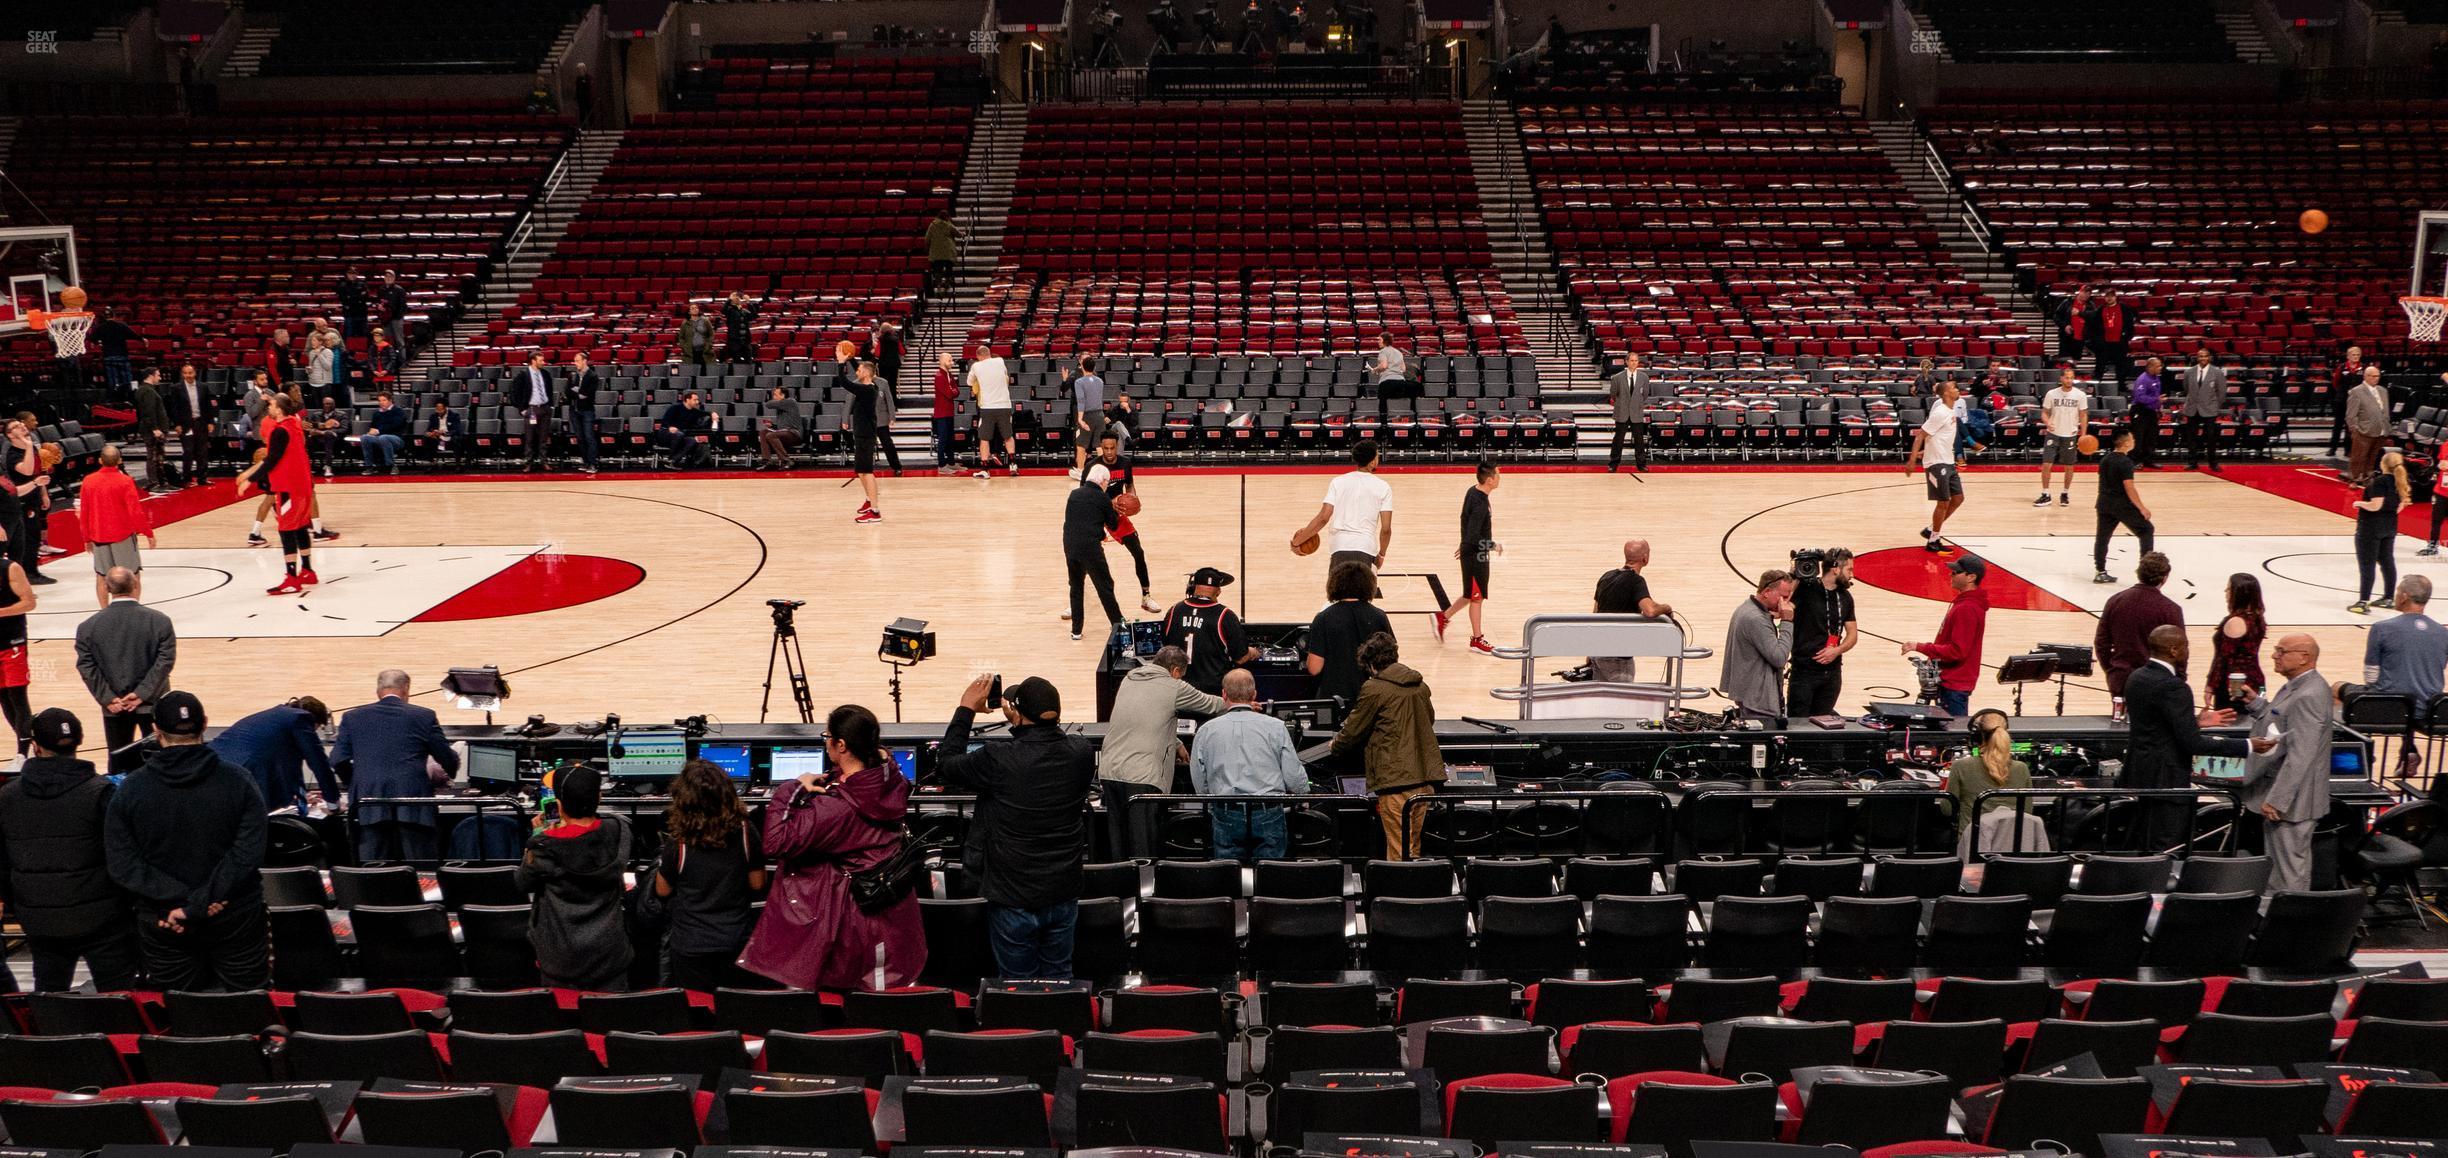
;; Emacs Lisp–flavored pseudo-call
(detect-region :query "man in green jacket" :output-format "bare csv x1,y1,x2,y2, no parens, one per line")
1331,632,1444,859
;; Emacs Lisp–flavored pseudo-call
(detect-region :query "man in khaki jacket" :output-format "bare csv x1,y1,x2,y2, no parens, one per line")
1332,632,1445,860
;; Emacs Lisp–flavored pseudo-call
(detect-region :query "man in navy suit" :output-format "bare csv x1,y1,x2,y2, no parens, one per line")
330,670,458,862
209,697,337,814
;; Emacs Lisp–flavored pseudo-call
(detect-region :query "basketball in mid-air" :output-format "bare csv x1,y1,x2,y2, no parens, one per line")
835,339,859,361
1113,493,1142,517
57,286,85,310
2299,209,2330,234
2077,434,2100,455
1291,531,1320,556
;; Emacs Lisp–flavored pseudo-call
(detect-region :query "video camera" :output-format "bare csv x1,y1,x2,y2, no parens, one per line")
1790,548,1832,582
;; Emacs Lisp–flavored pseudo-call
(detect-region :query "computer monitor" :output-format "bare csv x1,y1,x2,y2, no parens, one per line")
2332,745,2369,780
2192,753,2250,783
697,742,752,783
609,728,688,779
467,744,520,786
888,748,919,781
770,746,827,781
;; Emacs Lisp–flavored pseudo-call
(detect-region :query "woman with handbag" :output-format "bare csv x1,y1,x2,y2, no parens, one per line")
651,760,767,991
738,704,928,990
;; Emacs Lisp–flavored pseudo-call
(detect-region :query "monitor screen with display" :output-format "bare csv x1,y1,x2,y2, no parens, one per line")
609,729,688,779
2332,745,2368,780
2192,754,2249,783
698,743,752,783
889,748,919,781
467,744,520,785
770,746,827,780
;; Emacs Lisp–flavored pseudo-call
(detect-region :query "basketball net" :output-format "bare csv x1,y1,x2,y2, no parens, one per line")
2402,296,2447,343
27,309,92,358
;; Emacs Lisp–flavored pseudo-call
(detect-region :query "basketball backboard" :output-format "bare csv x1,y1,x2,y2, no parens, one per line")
0,225,79,336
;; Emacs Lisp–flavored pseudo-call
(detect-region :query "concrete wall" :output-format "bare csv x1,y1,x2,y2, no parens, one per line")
220,72,537,106
1926,60,2285,102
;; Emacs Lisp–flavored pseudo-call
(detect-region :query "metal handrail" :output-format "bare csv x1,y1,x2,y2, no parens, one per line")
1965,785,2246,859
503,141,579,272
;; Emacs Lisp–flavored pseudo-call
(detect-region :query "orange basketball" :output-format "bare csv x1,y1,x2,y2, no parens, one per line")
1291,531,1321,557
1114,493,1142,517
835,339,859,361
37,445,60,470
2077,434,2100,455
57,286,85,311
2299,209,2330,235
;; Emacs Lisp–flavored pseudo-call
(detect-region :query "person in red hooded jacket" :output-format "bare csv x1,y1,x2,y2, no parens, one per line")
237,394,317,595
1904,554,1992,719
738,703,926,990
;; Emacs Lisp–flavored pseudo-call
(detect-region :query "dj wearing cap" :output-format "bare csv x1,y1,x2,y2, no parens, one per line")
934,673,1096,980
1162,566,1259,696
0,707,145,992
103,690,272,992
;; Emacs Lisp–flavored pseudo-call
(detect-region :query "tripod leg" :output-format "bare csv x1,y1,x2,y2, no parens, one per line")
761,629,785,723
784,633,816,724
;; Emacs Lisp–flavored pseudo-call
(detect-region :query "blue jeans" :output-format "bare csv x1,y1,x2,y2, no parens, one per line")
1210,802,1288,863
570,409,599,468
361,433,403,468
103,355,132,395
932,415,954,464
986,899,1077,980
1936,688,1970,717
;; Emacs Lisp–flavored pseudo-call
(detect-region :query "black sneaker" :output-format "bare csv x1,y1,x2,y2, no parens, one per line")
2058,493,2070,507
2421,544,2441,557
2032,494,2051,507
2095,571,2117,584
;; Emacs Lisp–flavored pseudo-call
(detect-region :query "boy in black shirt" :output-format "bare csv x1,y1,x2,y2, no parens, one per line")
1433,460,1503,656
2093,429,2154,584
1305,561,1393,704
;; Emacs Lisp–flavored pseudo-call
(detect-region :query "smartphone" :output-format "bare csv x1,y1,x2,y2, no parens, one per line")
987,674,1004,709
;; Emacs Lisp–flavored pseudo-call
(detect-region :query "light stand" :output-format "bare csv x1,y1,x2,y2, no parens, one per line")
881,655,915,723
761,600,815,724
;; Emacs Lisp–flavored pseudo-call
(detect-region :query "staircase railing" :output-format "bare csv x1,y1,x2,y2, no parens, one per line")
1907,120,2039,320
503,136,581,273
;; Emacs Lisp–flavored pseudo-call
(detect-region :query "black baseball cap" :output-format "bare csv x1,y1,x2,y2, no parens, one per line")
1188,566,1235,589
29,708,81,753
155,690,207,737
1009,676,1061,722
1951,555,1988,582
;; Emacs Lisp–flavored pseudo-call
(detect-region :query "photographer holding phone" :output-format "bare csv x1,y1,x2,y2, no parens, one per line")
932,674,1096,979
739,705,925,990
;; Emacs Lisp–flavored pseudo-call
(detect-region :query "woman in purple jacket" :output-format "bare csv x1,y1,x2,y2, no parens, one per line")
739,704,927,990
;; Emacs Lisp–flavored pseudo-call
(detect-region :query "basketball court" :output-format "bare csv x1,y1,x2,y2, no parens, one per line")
14,456,2417,744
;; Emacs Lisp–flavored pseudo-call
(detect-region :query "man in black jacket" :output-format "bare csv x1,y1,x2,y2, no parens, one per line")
0,709,140,990
103,691,269,991
566,352,602,475
720,292,759,363
1064,469,1125,641
2121,625,2246,853
164,362,214,486
133,367,174,491
934,674,1094,979
379,270,410,348
658,392,713,470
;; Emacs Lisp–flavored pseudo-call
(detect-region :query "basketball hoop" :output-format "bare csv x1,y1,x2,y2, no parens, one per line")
2403,296,2448,343
25,309,92,359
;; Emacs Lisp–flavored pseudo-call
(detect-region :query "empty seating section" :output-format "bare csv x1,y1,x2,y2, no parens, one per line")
1925,102,2448,358
249,0,583,77
1519,97,2035,364
0,1,142,41
1923,0,2235,64
980,103,1522,359
3,107,569,366
471,54,975,365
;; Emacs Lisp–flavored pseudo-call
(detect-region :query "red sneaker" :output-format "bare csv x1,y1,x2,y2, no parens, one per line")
1469,636,1497,656
296,569,320,586
267,575,304,596
1430,608,1450,642
855,508,882,524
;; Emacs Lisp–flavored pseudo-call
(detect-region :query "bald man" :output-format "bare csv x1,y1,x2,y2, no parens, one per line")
2122,624,2246,853
1591,540,1671,682
2236,634,2332,892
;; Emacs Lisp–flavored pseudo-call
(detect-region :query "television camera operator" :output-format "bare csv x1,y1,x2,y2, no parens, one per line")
1785,547,1860,718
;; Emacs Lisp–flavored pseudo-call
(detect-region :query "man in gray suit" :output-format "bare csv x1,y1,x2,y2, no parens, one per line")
2237,633,2332,893
73,567,175,773
2180,347,2229,472
1607,352,1655,473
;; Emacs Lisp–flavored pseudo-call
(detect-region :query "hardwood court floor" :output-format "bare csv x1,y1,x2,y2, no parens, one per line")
33,461,2425,735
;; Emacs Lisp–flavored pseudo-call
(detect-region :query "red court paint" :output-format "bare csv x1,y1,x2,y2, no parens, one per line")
2205,462,2433,536
48,478,247,555
411,553,645,622
1852,545,2085,613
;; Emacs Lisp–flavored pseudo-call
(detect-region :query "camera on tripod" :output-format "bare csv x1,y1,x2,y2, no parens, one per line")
768,598,806,626
1789,547,1833,582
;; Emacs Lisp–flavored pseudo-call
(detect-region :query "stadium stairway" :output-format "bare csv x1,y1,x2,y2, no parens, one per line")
1867,121,2052,352
537,12,588,93
910,101,1026,466
410,127,625,377
2218,7,2279,64
0,118,18,180
221,19,280,80
1464,99,1602,455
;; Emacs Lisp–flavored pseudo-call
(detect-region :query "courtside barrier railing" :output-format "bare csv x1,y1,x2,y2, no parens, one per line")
1401,785,1957,861
1965,785,2246,859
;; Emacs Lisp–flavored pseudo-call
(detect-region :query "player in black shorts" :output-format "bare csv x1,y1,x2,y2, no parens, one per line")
1433,460,1502,656
1096,431,1161,614
843,360,884,524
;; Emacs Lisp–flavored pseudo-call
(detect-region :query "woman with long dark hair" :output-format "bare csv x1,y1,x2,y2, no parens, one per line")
652,759,766,991
2205,572,2267,712
739,704,926,990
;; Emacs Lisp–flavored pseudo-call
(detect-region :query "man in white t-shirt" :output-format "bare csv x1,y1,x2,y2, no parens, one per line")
1906,378,1967,554
1370,336,1407,384
2035,365,2090,508
1292,439,1394,594
966,344,1016,478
